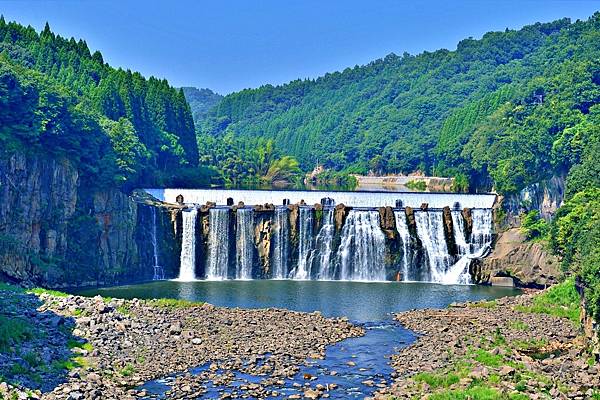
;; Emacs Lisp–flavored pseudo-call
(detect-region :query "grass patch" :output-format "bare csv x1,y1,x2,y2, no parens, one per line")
514,279,580,324
116,304,130,315
147,298,203,308
429,385,502,400
67,339,93,352
0,316,33,353
119,363,135,377
27,288,69,298
473,349,503,367
9,363,28,375
414,372,460,389
469,300,497,309
51,359,77,371
508,320,528,330
22,351,42,367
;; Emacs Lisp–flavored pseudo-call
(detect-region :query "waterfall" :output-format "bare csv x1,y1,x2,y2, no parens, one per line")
235,208,254,280
451,211,470,256
291,207,314,280
414,211,453,283
312,208,336,280
167,189,496,284
470,209,493,251
393,211,412,281
336,210,386,281
206,208,230,280
428,209,494,285
272,207,290,279
178,208,198,281
151,207,165,280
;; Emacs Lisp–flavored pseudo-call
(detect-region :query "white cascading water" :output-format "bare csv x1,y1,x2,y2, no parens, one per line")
393,211,412,281
291,207,314,280
451,211,470,256
151,207,165,280
235,208,254,280
271,207,289,279
178,208,197,281
441,210,471,284
311,208,336,280
414,211,453,283
206,208,230,280
337,210,386,281
440,209,494,284
470,209,494,251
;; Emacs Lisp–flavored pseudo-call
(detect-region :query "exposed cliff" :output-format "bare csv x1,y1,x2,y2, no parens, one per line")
0,152,178,288
503,174,566,223
470,228,561,288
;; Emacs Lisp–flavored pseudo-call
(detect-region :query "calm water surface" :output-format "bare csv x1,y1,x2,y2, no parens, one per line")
76,281,518,399
76,280,518,322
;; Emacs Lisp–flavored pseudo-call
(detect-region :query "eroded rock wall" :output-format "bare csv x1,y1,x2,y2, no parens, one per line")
504,174,566,222
0,152,175,287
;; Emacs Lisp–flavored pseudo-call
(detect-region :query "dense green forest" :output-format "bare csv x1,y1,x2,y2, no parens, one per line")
199,14,600,194
181,87,222,125
0,18,211,189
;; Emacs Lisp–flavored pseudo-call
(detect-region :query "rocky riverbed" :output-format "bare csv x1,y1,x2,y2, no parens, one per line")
0,286,361,399
373,290,598,399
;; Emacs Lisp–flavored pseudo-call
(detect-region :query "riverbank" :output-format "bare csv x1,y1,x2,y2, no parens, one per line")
0,284,361,399
374,281,598,399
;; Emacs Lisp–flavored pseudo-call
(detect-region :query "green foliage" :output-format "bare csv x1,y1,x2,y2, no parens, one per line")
473,349,504,367
414,372,460,388
406,180,427,191
198,15,600,194
514,279,580,323
0,316,33,353
550,189,600,322
119,363,135,377
264,156,301,184
0,18,199,188
182,87,222,123
147,298,203,308
428,386,503,400
197,134,302,186
520,210,549,240
27,287,69,297
451,173,470,193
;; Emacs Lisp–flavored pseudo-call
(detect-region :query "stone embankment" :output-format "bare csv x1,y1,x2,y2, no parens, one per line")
0,287,361,400
373,292,597,399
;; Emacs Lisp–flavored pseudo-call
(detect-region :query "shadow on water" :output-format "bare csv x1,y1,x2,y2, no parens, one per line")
77,280,519,399
0,284,86,393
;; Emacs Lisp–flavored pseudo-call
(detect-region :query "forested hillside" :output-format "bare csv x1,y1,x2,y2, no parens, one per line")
182,87,222,124
0,18,206,189
201,14,600,194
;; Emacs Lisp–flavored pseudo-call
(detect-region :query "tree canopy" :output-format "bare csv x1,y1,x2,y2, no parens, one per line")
198,14,600,194
0,18,205,188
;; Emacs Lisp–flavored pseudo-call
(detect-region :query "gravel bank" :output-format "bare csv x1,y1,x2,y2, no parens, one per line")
373,292,597,399
0,289,362,399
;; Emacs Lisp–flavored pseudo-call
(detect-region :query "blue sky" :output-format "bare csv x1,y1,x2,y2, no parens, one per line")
1,1,598,94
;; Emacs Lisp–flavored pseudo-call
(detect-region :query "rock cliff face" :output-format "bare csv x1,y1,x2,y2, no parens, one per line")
0,152,178,288
470,228,560,288
504,174,566,222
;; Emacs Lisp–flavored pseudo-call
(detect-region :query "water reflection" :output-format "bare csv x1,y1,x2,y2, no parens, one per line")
77,280,519,323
